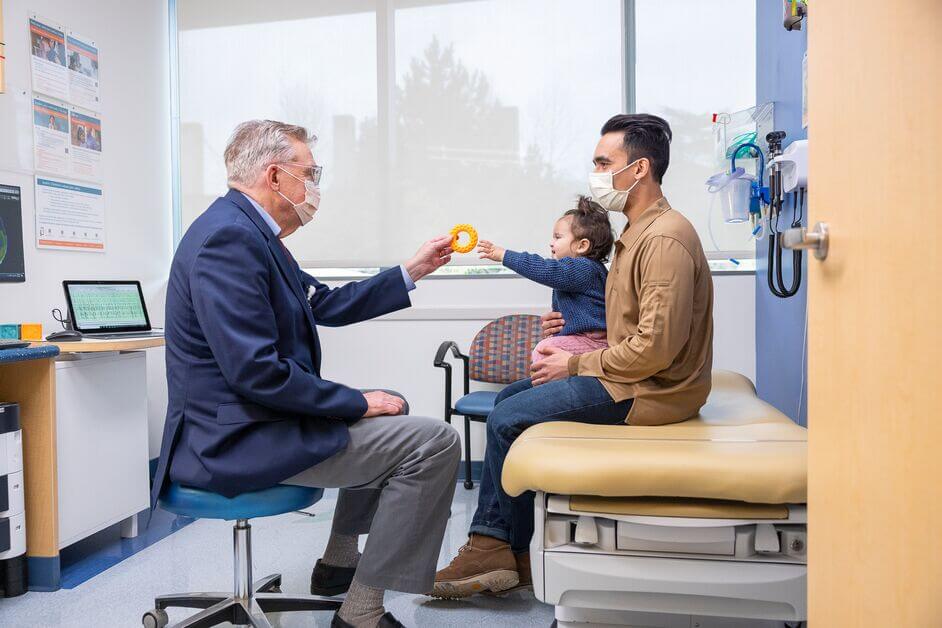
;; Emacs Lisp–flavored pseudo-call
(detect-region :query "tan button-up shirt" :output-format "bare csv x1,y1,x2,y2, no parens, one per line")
568,197,714,425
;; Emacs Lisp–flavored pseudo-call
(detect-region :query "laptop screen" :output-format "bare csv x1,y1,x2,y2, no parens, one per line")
65,282,150,332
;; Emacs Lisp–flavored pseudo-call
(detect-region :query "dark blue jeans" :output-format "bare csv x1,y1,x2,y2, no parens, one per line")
468,376,632,553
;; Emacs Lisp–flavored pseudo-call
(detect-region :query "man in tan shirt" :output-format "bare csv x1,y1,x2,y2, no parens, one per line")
432,114,714,600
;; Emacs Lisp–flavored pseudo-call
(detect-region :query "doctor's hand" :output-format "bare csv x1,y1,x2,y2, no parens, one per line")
361,391,406,418
530,346,572,386
404,235,454,282
540,311,565,338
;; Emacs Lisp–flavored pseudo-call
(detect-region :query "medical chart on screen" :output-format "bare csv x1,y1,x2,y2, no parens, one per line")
32,98,71,175
68,109,102,181
35,176,105,252
29,15,70,102
67,32,101,111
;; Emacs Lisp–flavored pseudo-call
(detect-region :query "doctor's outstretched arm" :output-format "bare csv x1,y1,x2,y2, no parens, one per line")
301,235,454,326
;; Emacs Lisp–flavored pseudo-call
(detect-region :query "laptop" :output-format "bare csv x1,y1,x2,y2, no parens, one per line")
63,280,164,339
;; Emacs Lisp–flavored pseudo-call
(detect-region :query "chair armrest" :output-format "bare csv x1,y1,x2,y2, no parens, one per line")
434,341,468,367
433,341,471,422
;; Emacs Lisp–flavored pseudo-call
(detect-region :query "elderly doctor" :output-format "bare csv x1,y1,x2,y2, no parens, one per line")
151,120,461,628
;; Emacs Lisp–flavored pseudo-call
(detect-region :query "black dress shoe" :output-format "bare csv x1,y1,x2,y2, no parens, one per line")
311,558,357,596
331,611,406,627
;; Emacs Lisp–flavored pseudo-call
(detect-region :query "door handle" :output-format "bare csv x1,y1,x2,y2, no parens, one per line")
782,221,829,261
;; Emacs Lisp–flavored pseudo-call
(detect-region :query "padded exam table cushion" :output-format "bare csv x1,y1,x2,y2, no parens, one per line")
501,371,807,505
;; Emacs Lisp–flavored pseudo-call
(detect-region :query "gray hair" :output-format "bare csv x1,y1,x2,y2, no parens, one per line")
224,120,315,186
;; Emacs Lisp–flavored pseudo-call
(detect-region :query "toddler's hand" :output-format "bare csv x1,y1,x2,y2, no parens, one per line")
477,240,505,263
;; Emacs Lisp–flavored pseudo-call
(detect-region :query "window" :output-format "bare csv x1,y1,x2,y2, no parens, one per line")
635,0,758,260
175,2,377,265
172,0,756,271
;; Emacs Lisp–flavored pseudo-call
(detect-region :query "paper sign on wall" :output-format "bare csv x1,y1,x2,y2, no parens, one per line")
68,109,102,181
66,32,100,111
35,176,105,252
29,15,69,102
32,97,70,175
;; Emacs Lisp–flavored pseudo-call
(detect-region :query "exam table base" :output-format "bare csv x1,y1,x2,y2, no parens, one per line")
540,552,806,628
532,493,807,628
553,607,802,627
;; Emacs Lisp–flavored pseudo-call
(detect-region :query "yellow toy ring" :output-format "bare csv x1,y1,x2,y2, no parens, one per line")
450,224,478,254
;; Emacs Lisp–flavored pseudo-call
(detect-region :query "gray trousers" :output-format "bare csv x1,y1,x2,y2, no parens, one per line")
283,414,460,593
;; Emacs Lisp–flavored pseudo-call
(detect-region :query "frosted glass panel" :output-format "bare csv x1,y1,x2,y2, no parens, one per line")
389,0,624,264
175,0,756,265
176,0,622,266
635,0,757,256
177,3,377,263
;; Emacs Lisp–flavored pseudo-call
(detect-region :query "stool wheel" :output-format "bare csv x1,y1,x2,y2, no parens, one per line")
142,608,169,628
464,479,474,490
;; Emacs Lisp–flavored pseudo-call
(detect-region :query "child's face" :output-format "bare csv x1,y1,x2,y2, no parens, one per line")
550,216,589,260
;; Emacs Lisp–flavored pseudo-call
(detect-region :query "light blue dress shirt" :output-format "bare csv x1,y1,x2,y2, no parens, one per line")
239,191,415,291
241,191,282,237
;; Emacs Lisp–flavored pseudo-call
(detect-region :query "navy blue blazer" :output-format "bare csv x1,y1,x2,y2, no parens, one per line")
151,190,411,503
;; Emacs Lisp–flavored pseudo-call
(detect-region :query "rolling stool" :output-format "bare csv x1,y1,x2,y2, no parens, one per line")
142,483,341,628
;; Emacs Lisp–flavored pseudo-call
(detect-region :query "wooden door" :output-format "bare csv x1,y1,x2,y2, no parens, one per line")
808,1,942,625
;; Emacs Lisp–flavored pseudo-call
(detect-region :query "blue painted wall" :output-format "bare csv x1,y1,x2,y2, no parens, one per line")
755,2,808,425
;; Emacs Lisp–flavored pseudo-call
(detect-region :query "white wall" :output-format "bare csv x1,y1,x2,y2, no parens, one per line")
0,0,173,457
318,273,755,460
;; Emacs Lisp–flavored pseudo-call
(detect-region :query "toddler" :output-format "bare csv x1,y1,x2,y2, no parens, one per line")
477,195,614,366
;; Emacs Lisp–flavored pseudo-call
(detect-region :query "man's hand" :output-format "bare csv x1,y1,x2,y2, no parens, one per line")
404,235,454,282
477,240,506,263
530,346,573,386
540,311,565,338
361,391,406,418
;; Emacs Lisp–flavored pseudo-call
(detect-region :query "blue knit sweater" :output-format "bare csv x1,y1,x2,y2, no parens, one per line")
502,250,608,336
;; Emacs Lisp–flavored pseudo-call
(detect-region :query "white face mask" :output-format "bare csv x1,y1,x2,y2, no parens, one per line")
588,159,642,213
276,167,321,226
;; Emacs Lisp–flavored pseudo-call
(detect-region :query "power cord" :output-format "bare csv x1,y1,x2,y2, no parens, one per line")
767,190,803,299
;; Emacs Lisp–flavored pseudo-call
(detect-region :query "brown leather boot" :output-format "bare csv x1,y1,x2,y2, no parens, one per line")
515,551,532,589
484,551,532,596
430,534,519,599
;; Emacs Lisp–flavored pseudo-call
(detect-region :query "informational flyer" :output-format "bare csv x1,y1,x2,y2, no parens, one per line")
29,15,69,102
69,109,102,181
66,32,100,111
35,177,105,252
32,98,71,175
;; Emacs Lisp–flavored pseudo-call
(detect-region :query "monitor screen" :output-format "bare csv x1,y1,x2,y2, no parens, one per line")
67,283,148,331
0,185,26,283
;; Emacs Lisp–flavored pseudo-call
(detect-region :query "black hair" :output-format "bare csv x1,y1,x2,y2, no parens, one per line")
600,113,672,184
563,196,615,264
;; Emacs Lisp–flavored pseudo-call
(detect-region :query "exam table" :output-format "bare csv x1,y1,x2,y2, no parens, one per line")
502,370,807,628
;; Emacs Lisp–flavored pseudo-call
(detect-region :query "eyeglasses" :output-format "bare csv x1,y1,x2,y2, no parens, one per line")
278,162,323,185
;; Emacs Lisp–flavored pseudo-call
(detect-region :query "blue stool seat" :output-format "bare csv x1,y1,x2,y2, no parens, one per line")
454,390,499,417
159,483,324,521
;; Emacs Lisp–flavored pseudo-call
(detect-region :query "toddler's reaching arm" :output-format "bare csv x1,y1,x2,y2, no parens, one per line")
478,240,603,293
